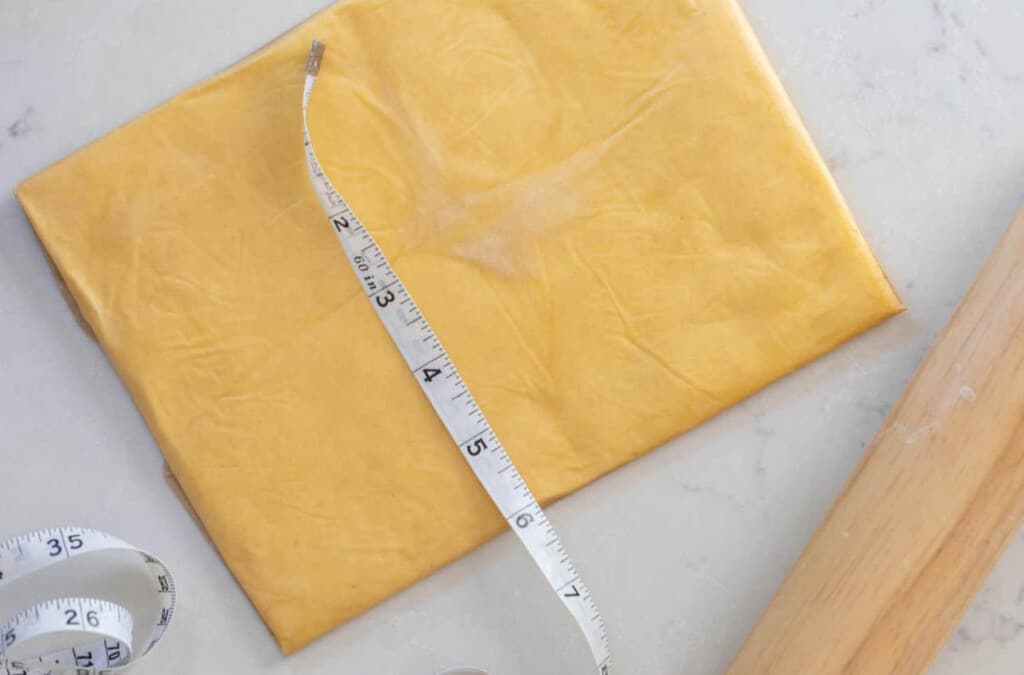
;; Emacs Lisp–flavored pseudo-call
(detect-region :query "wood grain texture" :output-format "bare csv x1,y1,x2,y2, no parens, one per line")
726,208,1024,675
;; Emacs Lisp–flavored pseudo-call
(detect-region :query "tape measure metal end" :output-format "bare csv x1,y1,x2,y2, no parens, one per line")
307,40,326,76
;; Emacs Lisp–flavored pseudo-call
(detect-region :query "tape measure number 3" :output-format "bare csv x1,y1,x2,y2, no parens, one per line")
0,527,175,674
303,41,611,674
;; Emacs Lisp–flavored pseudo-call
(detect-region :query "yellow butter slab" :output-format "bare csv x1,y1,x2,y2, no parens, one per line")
17,0,901,653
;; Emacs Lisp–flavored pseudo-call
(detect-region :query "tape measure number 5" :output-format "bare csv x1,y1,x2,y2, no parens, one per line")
303,41,611,674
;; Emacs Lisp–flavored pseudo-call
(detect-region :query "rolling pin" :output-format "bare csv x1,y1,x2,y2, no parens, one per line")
726,206,1024,674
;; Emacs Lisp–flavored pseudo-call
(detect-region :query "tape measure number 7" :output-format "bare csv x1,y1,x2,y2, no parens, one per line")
302,41,611,674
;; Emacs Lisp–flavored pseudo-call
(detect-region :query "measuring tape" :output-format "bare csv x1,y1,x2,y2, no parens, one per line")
0,528,175,675
303,41,611,674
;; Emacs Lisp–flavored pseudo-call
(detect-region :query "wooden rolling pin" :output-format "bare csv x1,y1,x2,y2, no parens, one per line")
726,207,1024,675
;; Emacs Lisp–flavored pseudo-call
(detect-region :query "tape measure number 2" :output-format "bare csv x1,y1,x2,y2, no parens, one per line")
302,41,611,674
0,527,175,674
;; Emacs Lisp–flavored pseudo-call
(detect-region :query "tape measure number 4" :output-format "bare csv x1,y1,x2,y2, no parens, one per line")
0,527,175,675
303,41,611,674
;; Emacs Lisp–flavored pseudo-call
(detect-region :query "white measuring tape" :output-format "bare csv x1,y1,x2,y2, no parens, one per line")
303,41,611,674
0,528,175,675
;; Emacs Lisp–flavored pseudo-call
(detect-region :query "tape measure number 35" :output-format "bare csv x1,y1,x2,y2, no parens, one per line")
303,41,611,674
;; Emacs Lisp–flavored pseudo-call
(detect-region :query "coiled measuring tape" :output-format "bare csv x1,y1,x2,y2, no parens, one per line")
0,528,175,675
303,41,611,674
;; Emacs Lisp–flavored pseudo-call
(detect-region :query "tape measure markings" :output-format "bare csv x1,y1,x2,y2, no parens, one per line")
302,40,610,674
0,527,175,675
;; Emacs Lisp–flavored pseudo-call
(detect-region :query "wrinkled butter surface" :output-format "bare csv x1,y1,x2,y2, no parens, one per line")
16,0,901,653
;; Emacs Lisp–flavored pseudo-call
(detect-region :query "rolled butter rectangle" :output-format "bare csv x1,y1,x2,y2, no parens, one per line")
16,0,901,653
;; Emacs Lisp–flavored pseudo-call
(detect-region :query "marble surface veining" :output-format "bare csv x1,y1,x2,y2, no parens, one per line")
1,1,1023,673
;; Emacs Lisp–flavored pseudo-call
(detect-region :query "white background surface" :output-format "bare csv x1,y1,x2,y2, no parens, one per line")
2,1,1024,673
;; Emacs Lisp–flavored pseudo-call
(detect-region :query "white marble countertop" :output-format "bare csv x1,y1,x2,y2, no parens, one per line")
2,1,1023,673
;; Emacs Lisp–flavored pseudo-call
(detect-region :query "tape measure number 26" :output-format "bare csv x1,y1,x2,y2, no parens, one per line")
303,41,611,674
